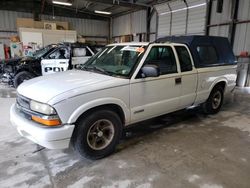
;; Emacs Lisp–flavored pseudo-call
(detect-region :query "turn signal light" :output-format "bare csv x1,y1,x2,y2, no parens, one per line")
31,115,61,126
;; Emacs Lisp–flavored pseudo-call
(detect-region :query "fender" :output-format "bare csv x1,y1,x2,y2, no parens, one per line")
209,77,228,93
16,60,41,76
194,77,228,105
200,77,228,101
67,97,130,125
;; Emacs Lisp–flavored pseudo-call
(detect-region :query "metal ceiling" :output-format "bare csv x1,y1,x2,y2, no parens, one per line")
0,0,159,20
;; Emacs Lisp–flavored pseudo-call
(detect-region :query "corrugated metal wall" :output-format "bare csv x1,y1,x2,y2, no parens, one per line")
209,0,231,37
233,0,250,55
0,10,109,45
150,11,157,41
187,0,207,34
155,2,171,36
169,0,187,35
112,10,147,37
0,11,33,45
208,0,250,55
155,0,207,38
41,14,108,37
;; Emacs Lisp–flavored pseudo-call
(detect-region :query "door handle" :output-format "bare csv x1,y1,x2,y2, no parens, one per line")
175,77,182,85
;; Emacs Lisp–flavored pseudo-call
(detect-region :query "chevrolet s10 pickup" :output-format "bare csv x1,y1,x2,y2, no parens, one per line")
10,36,237,159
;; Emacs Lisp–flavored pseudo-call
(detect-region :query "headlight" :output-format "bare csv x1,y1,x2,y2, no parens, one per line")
30,100,56,115
30,100,61,126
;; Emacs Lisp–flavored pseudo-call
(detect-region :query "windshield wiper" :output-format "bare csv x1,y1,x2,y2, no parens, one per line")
83,66,113,76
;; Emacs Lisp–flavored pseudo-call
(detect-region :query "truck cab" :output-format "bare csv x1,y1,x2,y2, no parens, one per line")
10,36,237,159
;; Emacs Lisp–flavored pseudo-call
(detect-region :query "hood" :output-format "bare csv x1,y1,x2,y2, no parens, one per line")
1,56,35,65
0,58,21,65
20,56,36,61
17,70,129,104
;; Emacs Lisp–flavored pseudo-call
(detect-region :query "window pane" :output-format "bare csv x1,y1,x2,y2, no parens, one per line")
175,46,192,72
145,46,177,75
73,48,87,57
49,48,69,59
196,46,218,65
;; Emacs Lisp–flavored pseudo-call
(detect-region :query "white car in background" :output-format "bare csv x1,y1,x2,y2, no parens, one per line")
10,36,237,159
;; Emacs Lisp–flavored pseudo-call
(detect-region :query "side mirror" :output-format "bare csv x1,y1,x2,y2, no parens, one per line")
141,64,160,78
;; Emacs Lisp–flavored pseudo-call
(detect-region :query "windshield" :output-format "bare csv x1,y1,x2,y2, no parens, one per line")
33,45,56,58
82,45,146,77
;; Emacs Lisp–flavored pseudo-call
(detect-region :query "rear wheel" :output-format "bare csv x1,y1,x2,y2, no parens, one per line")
13,71,35,88
72,109,122,159
202,86,224,114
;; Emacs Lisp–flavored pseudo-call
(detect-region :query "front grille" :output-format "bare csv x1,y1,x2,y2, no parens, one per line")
16,94,33,120
16,94,30,110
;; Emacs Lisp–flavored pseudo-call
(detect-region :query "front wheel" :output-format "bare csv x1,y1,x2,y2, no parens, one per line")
13,71,35,88
202,86,224,114
72,109,122,159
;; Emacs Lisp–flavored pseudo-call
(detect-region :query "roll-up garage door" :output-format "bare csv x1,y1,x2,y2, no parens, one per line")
155,0,207,38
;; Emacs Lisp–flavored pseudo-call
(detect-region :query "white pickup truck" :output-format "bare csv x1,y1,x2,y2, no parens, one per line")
10,36,237,159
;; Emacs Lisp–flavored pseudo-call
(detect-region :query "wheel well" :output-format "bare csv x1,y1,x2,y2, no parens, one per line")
15,69,30,76
76,104,125,125
214,81,226,92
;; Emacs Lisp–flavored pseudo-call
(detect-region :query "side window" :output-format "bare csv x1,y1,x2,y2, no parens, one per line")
196,46,218,65
73,47,92,57
175,46,192,72
73,48,86,57
48,48,70,59
145,46,177,75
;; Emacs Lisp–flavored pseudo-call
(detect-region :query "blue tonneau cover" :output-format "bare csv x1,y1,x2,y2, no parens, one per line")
156,35,236,68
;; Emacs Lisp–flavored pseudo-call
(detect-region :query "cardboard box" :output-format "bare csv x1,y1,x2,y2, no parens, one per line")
16,18,34,28
16,18,69,30
44,22,57,30
10,36,20,42
120,35,131,42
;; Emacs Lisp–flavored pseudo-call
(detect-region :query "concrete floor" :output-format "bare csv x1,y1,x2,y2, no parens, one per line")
0,83,250,188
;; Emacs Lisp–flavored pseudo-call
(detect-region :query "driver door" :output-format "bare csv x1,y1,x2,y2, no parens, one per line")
129,44,181,123
41,47,70,75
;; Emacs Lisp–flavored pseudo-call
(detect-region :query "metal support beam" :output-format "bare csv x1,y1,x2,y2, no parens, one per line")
155,9,159,40
111,8,143,17
205,0,212,35
146,7,151,41
41,0,46,14
228,0,239,46
86,0,150,9
109,17,113,42
167,3,172,36
184,0,188,35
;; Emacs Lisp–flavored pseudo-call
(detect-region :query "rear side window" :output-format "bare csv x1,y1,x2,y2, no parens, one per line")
48,47,70,59
175,46,192,72
145,46,177,75
73,47,92,57
196,46,218,65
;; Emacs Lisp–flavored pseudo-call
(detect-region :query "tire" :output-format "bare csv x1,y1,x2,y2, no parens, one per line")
202,86,224,114
72,109,123,159
13,71,34,88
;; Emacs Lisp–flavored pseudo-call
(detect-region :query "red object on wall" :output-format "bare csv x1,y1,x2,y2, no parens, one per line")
239,51,249,57
4,46,10,59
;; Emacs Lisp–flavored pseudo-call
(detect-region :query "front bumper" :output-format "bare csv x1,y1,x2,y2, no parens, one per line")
10,104,75,149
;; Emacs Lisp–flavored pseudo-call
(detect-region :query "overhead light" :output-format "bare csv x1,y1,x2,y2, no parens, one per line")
160,3,206,15
94,10,112,15
52,1,72,6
